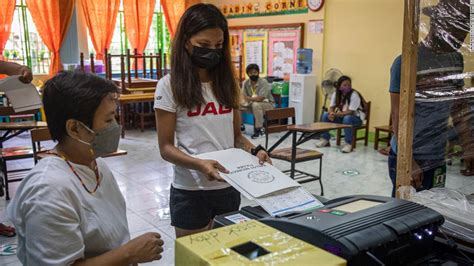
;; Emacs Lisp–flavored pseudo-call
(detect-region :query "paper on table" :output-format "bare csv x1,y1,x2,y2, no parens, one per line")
255,187,323,217
0,75,42,112
196,148,300,198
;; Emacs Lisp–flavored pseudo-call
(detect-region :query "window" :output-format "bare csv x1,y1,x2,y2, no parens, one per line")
87,2,170,73
3,0,50,75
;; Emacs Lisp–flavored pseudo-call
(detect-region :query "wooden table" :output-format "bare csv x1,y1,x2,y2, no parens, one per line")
118,93,155,138
288,122,352,146
0,121,47,148
284,122,351,182
113,78,158,94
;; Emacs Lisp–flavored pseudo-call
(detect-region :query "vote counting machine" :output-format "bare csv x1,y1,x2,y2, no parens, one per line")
212,195,474,265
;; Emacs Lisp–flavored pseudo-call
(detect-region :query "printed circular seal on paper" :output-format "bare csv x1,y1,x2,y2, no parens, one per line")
248,170,275,183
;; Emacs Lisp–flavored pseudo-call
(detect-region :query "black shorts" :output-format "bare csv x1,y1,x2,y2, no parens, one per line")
170,186,241,230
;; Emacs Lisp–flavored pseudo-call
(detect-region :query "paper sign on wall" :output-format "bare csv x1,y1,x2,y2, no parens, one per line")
309,20,324,34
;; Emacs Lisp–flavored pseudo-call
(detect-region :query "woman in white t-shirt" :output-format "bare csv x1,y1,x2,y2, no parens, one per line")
7,71,163,265
154,4,271,238
316,75,365,153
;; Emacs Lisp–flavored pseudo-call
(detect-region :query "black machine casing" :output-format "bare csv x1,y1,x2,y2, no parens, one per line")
215,195,445,265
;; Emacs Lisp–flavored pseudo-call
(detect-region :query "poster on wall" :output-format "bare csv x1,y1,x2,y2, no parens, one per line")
243,31,268,76
308,20,324,34
268,30,300,79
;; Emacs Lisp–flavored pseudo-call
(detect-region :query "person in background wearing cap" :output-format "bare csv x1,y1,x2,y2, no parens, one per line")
241,64,275,139
388,0,470,196
0,60,32,238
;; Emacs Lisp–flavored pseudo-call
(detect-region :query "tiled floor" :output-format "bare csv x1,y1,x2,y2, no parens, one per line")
0,128,473,265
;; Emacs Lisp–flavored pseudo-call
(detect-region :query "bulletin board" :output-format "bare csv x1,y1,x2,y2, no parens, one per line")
230,23,304,82
243,31,269,76
268,30,300,80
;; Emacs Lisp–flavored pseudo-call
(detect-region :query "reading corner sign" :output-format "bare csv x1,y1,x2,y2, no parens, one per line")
221,0,308,19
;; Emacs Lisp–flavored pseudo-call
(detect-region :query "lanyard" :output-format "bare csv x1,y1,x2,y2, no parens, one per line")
47,151,101,194
251,85,257,96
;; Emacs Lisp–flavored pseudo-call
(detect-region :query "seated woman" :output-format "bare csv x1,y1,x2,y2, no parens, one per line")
7,71,163,265
316,75,365,153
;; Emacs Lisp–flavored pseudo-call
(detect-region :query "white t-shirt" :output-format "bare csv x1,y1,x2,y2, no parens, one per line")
7,157,130,266
330,91,366,121
154,74,234,191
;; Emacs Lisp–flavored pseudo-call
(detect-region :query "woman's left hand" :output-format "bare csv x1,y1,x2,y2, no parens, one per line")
256,150,272,165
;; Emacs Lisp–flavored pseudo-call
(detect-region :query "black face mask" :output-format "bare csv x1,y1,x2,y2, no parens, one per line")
249,75,259,82
190,46,223,69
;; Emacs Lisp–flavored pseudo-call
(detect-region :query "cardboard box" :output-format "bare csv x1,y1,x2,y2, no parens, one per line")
175,220,346,265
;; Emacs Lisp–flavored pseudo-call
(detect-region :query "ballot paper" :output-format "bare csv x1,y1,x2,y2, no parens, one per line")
196,148,323,216
0,75,42,112
256,187,323,216
196,148,300,198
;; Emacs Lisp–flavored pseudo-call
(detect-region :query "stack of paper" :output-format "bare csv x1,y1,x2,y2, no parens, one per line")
196,148,323,216
0,75,42,112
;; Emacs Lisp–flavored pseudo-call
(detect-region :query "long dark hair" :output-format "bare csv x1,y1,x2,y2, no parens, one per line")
170,4,239,109
335,75,353,110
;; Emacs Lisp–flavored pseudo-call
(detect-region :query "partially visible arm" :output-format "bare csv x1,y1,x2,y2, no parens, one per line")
233,109,255,153
73,246,133,266
390,93,400,137
263,81,274,103
233,109,271,164
155,109,226,180
0,60,32,83
155,109,201,169
336,92,359,117
74,233,163,266
20,186,162,265
335,110,355,117
242,81,254,102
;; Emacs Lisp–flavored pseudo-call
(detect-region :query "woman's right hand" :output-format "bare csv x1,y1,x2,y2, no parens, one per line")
328,112,336,121
198,159,228,182
123,232,164,264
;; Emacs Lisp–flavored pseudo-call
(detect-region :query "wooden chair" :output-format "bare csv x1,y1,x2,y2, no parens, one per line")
131,101,156,132
271,93,282,108
79,52,96,73
0,108,41,200
374,118,392,150
105,48,164,94
31,127,53,164
336,101,371,150
264,108,324,195
0,146,33,200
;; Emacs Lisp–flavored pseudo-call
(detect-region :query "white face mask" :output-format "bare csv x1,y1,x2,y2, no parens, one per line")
74,121,121,158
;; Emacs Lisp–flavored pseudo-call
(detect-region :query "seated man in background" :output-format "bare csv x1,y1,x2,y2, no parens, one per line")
241,64,274,139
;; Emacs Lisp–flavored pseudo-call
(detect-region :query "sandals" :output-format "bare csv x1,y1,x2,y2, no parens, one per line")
461,168,474,176
0,223,16,238
0,244,17,256
460,158,474,176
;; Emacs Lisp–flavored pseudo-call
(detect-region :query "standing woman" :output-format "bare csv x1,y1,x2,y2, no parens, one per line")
154,4,271,237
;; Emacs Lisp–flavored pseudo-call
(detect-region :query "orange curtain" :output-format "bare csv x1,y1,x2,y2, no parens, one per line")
123,0,155,55
26,0,74,76
0,0,16,61
81,0,120,60
162,0,200,38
